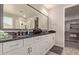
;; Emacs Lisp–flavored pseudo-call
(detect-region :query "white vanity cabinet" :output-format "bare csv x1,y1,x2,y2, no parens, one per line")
37,34,55,55
0,33,55,55
24,37,41,55
24,37,39,46
3,40,24,54
4,47,28,55
24,33,55,55
38,34,51,55
48,34,55,49
0,43,2,54
28,43,41,55
24,37,43,55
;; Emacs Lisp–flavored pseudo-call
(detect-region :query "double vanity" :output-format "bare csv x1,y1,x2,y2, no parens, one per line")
0,32,56,55
0,4,56,55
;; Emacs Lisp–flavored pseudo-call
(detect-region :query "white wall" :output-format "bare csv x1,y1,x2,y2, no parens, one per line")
48,7,65,47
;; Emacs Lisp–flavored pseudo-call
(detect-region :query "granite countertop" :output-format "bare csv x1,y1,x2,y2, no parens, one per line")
0,31,56,43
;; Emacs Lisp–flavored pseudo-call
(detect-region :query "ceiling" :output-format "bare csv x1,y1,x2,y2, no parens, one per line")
65,5,79,17
44,4,69,10
30,4,48,15
4,4,41,18
4,4,72,19
30,4,71,16
31,4,70,11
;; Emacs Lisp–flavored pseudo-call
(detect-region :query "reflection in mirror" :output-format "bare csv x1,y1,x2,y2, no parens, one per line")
3,4,48,30
34,17,39,29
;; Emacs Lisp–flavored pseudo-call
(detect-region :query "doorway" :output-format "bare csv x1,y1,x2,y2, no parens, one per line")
64,5,79,54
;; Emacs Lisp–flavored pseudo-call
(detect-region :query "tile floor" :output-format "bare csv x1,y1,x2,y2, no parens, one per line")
47,47,79,55
62,47,79,55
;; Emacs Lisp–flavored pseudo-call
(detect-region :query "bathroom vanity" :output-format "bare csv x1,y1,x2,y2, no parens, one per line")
0,4,56,55
0,32,55,55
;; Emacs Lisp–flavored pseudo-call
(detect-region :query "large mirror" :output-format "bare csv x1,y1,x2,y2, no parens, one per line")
3,4,48,30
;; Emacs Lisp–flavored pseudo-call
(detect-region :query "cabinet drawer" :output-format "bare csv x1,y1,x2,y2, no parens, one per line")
0,43,2,54
5,47,28,55
39,34,50,41
3,40,23,53
24,37,39,46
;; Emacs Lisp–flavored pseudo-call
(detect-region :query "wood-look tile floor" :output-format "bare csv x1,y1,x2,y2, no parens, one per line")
47,47,79,55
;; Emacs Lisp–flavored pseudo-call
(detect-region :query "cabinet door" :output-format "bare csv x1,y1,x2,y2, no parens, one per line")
48,34,55,48
0,43,2,55
29,43,41,55
39,34,55,55
51,34,55,46
36,35,50,55
5,47,28,55
3,40,24,53
28,35,50,55
29,35,50,55
39,40,49,55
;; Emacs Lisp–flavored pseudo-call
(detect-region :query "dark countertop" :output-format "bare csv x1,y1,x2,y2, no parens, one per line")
0,32,56,43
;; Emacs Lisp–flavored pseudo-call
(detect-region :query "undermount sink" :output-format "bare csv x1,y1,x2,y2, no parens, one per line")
33,28,42,34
